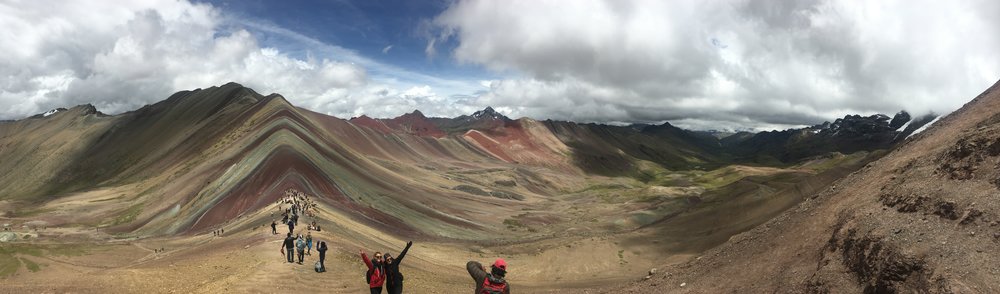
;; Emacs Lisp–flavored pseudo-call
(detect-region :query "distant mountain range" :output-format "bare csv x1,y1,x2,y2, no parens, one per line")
0,82,936,237
346,100,937,175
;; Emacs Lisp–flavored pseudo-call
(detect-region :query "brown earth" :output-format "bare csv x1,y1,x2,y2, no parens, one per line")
614,80,1000,293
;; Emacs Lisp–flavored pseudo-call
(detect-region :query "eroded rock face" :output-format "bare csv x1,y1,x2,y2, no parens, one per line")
937,136,1000,182
834,230,931,293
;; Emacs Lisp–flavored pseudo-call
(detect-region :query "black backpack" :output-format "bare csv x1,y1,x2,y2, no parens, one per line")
365,261,379,284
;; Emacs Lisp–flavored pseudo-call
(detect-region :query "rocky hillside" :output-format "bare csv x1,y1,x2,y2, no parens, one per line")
615,80,1000,293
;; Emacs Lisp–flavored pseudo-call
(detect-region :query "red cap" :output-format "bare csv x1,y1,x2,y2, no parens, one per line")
492,258,507,271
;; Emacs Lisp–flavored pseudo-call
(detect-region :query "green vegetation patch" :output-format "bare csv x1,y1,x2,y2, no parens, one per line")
20,257,39,272
0,254,21,278
503,218,526,230
0,243,92,277
694,166,754,190
0,244,44,257
43,244,90,257
112,202,144,225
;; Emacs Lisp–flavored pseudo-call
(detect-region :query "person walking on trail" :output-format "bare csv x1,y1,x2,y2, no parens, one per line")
316,241,328,272
360,249,387,294
296,234,307,264
287,218,295,234
270,220,277,235
467,258,510,294
384,241,413,294
281,233,295,263
306,233,313,255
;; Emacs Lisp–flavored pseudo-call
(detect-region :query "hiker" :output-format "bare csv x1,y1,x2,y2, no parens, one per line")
287,218,295,234
467,258,509,294
316,241,328,272
221,228,224,235
385,241,413,294
271,221,277,234
306,233,313,255
296,234,307,264
281,233,295,263
360,249,387,294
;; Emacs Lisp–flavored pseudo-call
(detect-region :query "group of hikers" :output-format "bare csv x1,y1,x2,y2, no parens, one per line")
280,231,325,266
269,189,323,235
270,188,510,293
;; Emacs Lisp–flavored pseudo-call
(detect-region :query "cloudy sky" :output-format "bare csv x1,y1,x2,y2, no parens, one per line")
2,0,999,130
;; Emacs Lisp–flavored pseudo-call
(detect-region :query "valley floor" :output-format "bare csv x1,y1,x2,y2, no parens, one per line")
0,216,685,293
0,152,873,293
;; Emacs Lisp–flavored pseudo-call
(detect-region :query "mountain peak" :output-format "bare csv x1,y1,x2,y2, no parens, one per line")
402,109,426,119
471,106,508,121
220,81,245,89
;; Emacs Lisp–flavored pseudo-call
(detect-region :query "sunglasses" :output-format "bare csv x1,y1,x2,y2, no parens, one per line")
375,255,383,258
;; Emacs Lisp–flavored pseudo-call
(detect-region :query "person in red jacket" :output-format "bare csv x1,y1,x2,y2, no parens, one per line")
360,249,387,294
467,258,510,294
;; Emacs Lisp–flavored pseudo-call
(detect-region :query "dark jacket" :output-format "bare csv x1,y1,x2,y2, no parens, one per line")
467,261,510,294
318,242,327,260
385,242,413,293
283,236,295,249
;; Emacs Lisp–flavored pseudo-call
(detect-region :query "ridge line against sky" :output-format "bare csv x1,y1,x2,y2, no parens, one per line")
1,0,999,131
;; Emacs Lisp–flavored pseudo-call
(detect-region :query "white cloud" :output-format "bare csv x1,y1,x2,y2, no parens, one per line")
4,0,998,131
430,0,1000,129
382,45,393,54
0,0,479,121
